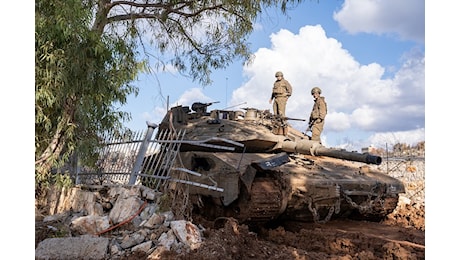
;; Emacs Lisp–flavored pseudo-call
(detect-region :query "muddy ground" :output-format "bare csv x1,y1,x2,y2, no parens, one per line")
156,203,425,260
156,158,427,259
35,195,425,260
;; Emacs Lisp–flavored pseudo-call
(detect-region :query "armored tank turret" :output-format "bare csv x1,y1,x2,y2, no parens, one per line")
151,102,405,224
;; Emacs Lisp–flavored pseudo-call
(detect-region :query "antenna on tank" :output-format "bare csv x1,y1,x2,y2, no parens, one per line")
226,77,228,108
223,102,247,110
166,95,169,111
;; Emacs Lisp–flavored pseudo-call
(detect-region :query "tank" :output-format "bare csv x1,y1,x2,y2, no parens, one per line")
152,102,406,224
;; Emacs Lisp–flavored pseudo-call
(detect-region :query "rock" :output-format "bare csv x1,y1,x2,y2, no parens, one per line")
35,235,109,260
71,215,111,235
132,240,153,253
109,196,143,224
170,220,203,250
141,213,165,228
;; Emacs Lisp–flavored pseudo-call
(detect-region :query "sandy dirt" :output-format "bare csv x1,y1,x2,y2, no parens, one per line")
153,158,426,259
35,201,425,260
156,203,425,260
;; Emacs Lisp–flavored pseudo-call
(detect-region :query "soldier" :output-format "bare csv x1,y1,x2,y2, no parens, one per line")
269,71,292,117
308,87,327,142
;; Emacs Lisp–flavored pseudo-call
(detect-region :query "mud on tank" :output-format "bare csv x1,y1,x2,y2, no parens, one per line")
148,102,405,224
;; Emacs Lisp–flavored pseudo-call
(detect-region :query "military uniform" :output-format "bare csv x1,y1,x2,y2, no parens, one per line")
270,76,292,116
309,96,327,142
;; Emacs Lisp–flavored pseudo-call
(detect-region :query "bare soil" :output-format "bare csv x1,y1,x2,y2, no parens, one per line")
35,202,424,259
159,203,425,260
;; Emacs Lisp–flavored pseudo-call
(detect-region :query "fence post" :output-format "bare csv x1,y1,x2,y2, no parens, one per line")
72,152,81,185
129,122,158,185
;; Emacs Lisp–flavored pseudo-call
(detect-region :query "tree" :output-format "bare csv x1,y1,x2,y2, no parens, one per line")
35,0,141,193
35,0,305,194
90,0,304,85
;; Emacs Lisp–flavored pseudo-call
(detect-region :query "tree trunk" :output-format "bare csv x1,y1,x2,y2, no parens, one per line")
35,97,77,180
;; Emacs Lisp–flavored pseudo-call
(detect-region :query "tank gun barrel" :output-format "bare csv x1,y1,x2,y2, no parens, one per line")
278,139,382,165
314,146,382,165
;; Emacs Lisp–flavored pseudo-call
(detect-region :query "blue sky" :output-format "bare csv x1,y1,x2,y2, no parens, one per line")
122,0,425,152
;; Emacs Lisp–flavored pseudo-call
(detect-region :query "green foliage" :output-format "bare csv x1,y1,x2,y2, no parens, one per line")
51,226,71,238
157,192,173,213
35,0,307,195
52,172,74,190
35,0,143,191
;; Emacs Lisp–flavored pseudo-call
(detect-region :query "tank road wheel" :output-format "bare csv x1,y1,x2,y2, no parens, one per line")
345,195,400,221
370,195,400,219
231,177,287,223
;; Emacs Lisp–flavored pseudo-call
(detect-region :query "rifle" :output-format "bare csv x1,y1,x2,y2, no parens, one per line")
282,116,306,121
305,117,323,132
274,115,306,122
306,118,314,132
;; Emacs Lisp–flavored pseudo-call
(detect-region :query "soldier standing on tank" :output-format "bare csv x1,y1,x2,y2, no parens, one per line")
308,87,327,142
269,71,292,117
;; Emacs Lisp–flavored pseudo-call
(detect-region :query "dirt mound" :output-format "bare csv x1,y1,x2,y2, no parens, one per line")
382,203,425,231
159,203,425,259
36,201,425,259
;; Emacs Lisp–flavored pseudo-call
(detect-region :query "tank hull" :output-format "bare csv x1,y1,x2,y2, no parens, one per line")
153,104,406,224
169,151,404,224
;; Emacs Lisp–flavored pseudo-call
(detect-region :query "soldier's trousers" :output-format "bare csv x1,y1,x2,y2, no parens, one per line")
311,120,325,142
273,96,288,116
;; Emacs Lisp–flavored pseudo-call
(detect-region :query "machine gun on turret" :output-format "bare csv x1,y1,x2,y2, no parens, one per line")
191,101,220,115
271,115,307,136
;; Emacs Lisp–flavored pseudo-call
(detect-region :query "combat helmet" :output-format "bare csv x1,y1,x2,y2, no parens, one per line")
275,71,283,77
311,87,322,95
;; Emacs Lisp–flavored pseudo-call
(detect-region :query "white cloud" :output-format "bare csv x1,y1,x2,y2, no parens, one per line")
229,24,424,150
175,88,214,105
333,0,425,43
326,112,351,132
368,128,425,149
350,105,380,130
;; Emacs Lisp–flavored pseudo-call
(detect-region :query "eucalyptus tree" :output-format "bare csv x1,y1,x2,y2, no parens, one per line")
35,0,305,192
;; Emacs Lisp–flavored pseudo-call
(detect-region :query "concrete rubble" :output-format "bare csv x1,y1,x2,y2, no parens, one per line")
35,185,203,260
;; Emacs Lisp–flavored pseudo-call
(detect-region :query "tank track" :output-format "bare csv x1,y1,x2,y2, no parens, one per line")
235,177,285,223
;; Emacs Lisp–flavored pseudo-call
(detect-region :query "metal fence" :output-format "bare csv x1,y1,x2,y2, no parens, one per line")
72,123,235,193
74,123,185,189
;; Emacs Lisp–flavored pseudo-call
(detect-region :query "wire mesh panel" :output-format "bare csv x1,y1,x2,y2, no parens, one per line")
76,129,150,185
138,129,246,193
74,125,242,193
137,128,186,190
